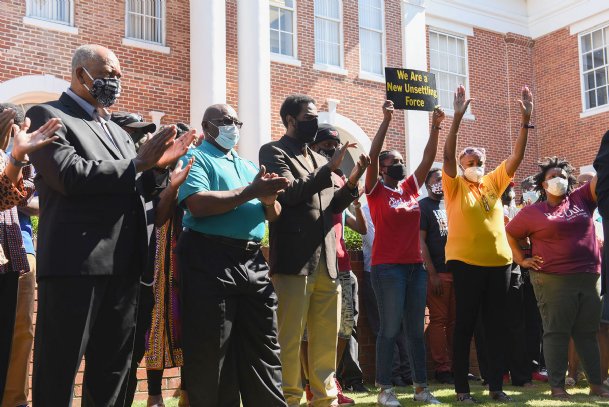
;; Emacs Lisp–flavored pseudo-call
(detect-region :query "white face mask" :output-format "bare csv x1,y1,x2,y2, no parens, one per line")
213,124,240,150
523,190,539,204
430,182,443,195
545,177,568,197
463,166,485,183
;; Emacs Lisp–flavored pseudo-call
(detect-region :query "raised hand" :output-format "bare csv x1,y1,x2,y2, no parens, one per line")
383,100,394,122
453,85,472,116
12,117,62,161
247,165,290,202
156,129,196,168
432,107,446,128
134,125,177,172
328,142,357,172
518,85,533,122
348,153,371,184
170,156,195,189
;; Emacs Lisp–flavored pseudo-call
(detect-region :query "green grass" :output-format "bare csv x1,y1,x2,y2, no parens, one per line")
131,381,609,406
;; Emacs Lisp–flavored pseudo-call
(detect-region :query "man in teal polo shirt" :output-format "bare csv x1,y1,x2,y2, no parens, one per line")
177,103,289,407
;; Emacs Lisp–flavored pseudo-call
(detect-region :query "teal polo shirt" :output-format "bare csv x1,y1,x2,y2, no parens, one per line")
177,141,266,241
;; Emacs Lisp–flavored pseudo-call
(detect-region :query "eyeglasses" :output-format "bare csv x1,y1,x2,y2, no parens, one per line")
209,117,243,129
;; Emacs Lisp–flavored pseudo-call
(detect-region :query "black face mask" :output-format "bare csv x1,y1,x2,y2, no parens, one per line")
319,148,336,159
295,118,318,143
386,163,407,181
82,67,121,107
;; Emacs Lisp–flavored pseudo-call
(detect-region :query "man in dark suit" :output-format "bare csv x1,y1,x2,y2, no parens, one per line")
26,44,187,407
259,94,368,407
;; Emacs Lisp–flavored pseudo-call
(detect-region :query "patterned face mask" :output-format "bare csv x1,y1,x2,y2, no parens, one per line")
82,67,121,107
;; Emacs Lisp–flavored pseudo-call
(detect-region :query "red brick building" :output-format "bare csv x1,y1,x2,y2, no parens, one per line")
2,0,609,403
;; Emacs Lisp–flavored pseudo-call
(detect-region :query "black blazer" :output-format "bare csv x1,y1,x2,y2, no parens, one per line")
259,136,356,279
594,130,609,295
26,92,149,278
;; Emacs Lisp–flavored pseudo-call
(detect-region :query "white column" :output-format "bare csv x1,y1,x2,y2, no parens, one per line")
237,0,271,164
401,0,429,175
190,0,226,132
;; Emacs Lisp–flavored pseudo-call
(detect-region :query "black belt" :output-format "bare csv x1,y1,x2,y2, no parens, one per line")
186,229,261,252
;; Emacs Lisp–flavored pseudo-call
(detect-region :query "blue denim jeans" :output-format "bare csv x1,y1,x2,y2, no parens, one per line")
371,263,428,387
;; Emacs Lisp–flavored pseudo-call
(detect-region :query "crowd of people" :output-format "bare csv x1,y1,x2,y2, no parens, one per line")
1,43,609,407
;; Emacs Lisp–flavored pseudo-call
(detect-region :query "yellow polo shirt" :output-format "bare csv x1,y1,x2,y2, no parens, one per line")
442,161,513,267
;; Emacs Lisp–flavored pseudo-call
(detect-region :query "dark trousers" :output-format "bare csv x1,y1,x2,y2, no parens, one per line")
522,270,544,371
32,273,140,407
117,283,155,406
449,260,510,393
361,271,412,382
338,271,364,386
0,272,18,406
177,231,286,407
504,271,532,385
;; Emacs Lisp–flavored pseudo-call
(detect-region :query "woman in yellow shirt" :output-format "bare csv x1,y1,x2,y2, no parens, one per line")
442,85,533,403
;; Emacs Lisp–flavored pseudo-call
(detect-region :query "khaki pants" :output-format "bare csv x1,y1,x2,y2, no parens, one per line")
272,259,341,407
2,255,35,407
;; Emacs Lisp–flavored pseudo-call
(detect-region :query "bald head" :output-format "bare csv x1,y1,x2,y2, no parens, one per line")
71,45,118,74
203,104,238,123
577,171,595,186
70,44,122,108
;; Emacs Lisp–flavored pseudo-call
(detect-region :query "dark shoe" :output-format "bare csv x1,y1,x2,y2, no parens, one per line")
344,382,369,393
435,370,455,384
456,394,479,403
490,391,513,402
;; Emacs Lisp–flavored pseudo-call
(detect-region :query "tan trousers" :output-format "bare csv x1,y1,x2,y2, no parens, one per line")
2,255,35,407
272,259,341,407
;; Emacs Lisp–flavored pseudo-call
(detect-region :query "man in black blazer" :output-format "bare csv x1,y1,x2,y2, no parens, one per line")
26,44,186,407
259,94,369,407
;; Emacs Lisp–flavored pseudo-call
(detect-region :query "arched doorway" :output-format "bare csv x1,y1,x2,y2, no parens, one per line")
0,74,68,106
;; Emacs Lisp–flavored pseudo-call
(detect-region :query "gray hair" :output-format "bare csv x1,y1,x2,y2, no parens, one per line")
71,44,109,73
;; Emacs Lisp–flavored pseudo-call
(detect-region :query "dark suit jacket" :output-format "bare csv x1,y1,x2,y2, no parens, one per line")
259,135,356,278
26,92,149,279
594,130,609,295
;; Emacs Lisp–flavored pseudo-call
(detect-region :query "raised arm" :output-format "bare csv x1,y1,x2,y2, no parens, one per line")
413,108,445,187
345,199,367,235
365,101,394,194
505,86,534,177
443,86,472,178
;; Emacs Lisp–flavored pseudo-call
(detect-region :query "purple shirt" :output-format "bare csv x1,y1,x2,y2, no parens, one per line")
506,184,600,275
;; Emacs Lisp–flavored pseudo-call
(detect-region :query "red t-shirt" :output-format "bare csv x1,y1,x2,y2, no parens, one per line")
332,174,351,272
506,184,601,275
367,175,422,266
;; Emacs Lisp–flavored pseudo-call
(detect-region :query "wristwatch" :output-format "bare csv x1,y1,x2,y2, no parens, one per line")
8,153,29,168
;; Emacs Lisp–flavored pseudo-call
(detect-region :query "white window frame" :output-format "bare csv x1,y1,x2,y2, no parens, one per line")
270,0,300,66
578,22,609,118
24,0,77,34
314,0,347,75
428,28,474,120
358,0,386,82
123,0,170,53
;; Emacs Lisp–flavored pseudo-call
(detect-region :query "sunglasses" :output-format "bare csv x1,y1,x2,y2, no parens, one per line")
209,117,243,129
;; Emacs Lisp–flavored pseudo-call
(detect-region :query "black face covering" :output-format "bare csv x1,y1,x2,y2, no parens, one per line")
386,163,407,181
319,148,336,159
295,118,319,144
82,67,121,108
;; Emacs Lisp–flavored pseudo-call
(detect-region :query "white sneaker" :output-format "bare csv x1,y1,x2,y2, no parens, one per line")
378,387,402,406
414,389,442,404
603,377,609,387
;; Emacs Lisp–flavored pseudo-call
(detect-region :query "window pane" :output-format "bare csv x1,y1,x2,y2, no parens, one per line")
596,68,607,87
126,0,164,44
438,34,447,52
280,32,293,56
448,54,457,73
581,33,592,53
457,38,465,55
584,52,593,71
270,30,280,53
447,36,456,55
588,89,597,109
27,0,71,24
270,7,280,30
429,32,438,51
586,71,596,90
457,57,466,75
361,29,382,74
280,9,293,32
285,0,294,7
594,49,605,68
598,86,608,106
430,50,439,70
593,29,604,49
439,52,448,71
316,0,339,19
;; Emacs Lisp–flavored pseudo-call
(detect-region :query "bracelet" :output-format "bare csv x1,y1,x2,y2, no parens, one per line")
346,180,357,190
522,123,535,129
8,153,29,168
431,125,442,131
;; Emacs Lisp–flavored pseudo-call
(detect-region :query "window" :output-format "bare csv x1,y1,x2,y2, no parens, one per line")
429,30,468,110
580,25,609,111
126,0,165,45
26,0,73,25
270,0,296,58
359,0,384,76
315,0,342,67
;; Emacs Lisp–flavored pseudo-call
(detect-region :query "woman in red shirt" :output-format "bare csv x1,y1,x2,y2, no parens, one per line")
506,157,609,400
365,101,444,406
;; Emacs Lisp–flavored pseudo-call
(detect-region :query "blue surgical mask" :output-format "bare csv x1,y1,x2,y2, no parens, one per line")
211,123,240,150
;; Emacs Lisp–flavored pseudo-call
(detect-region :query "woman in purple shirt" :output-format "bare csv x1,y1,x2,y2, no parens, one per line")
506,157,609,400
